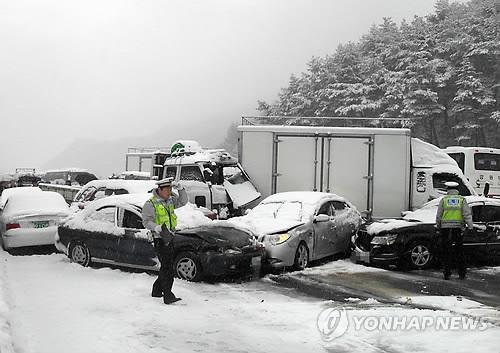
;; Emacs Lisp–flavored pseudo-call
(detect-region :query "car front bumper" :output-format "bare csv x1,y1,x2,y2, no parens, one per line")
200,250,264,278
352,240,401,267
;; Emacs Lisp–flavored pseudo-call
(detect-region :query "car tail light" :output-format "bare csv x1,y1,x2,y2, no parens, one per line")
6,223,20,230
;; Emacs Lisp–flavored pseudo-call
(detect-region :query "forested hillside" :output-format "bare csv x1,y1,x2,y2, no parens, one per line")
257,0,499,147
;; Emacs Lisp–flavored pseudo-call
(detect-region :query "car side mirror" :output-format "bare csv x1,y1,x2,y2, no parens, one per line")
314,214,330,223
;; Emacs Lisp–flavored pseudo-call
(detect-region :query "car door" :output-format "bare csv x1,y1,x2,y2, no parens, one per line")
179,165,212,209
331,201,354,252
478,205,500,263
84,206,120,261
464,204,492,261
116,207,156,267
313,201,336,259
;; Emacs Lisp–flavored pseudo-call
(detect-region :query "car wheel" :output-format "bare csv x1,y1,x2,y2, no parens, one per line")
174,252,203,282
293,242,309,270
407,240,433,270
70,242,91,267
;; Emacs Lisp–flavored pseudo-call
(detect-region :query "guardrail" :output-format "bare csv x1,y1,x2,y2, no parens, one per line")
38,183,81,204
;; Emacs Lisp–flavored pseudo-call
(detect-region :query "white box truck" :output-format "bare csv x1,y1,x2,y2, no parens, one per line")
238,124,476,219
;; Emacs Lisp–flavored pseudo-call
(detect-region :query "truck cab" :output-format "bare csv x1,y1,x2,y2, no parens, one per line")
163,141,260,218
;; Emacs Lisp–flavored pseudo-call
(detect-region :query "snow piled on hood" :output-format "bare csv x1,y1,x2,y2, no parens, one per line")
261,191,345,205
175,203,212,229
229,216,304,236
366,219,419,235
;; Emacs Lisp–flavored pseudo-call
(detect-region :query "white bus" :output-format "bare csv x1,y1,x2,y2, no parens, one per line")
444,146,500,197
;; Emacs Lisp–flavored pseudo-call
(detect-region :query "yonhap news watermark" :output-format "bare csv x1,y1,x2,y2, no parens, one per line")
317,307,489,342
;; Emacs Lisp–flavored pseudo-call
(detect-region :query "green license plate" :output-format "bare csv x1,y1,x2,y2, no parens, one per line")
33,221,49,229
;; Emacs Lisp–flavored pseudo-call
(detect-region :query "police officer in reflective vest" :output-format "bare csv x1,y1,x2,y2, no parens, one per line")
142,177,188,304
436,181,474,280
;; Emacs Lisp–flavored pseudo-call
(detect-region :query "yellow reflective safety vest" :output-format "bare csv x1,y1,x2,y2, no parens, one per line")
149,196,177,231
441,195,464,226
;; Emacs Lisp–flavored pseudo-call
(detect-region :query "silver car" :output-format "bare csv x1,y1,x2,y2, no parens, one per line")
235,191,362,270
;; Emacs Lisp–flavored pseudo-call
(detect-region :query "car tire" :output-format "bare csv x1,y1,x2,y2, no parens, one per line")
293,242,309,270
69,242,91,267
174,252,203,282
406,240,433,270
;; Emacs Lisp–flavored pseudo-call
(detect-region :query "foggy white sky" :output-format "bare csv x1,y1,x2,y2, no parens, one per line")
0,0,440,174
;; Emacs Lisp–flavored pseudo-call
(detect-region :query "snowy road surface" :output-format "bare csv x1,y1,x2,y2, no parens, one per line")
1,251,500,353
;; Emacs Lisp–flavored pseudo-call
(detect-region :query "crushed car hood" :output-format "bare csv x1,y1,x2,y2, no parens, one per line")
230,217,304,236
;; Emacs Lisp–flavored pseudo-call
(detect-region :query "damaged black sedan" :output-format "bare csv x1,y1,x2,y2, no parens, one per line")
56,193,264,281
353,196,500,270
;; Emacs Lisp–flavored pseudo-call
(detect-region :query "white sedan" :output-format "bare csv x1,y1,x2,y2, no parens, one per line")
0,191,70,250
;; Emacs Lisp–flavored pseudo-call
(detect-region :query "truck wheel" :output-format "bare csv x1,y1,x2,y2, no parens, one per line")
174,252,203,282
70,242,91,267
406,240,433,270
293,242,309,270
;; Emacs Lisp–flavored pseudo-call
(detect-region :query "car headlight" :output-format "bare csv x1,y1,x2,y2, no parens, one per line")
371,234,399,246
224,248,242,255
268,233,290,245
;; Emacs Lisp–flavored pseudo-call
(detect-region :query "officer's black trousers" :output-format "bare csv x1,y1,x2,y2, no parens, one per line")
152,239,175,300
440,228,466,278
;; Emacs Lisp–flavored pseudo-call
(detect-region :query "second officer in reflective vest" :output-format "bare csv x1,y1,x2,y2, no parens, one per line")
142,177,188,304
436,181,473,280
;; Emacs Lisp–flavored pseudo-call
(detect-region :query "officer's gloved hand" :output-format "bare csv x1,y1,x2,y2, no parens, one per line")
153,237,164,250
154,224,162,234
172,181,184,190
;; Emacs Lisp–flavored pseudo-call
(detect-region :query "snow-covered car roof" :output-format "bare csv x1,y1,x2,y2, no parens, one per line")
79,179,156,194
0,187,42,209
83,193,153,210
2,191,69,219
260,191,346,205
63,193,212,231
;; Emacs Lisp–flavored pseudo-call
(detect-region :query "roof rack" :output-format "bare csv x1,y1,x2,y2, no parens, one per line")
15,168,36,175
126,147,169,156
241,115,415,128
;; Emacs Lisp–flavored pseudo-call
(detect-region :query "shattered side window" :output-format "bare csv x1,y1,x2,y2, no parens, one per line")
180,166,204,182
75,186,96,202
225,166,248,185
165,167,177,179
432,173,471,196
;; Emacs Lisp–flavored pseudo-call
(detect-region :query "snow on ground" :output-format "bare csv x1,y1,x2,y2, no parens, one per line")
1,251,500,353
476,266,500,275
0,251,324,353
398,295,500,324
300,259,386,275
